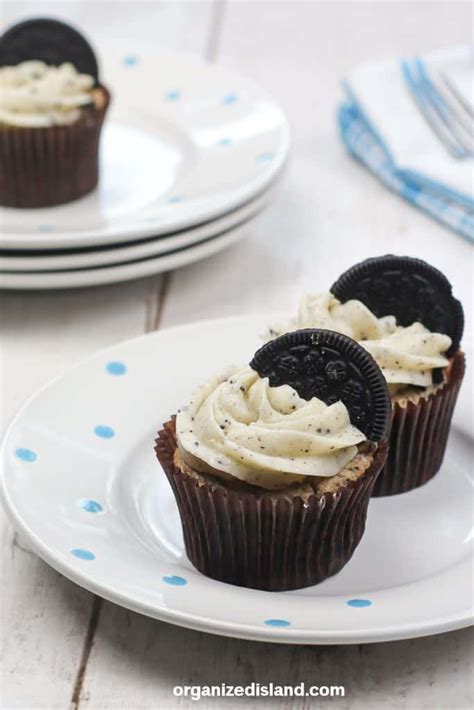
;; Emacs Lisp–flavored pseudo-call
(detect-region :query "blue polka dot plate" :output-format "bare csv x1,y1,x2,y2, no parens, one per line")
1,314,472,644
0,50,289,251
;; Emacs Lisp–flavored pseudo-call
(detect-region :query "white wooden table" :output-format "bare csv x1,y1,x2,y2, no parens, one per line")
1,2,473,708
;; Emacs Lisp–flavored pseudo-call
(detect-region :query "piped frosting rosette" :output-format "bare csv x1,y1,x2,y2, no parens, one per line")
177,366,366,490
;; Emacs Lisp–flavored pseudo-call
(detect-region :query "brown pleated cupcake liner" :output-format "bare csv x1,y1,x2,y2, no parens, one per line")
0,87,110,208
372,350,465,497
155,420,388,591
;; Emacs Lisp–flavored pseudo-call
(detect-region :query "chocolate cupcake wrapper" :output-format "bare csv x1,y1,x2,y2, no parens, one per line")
156,421,388,591
0,88,109,208
373,350,465,497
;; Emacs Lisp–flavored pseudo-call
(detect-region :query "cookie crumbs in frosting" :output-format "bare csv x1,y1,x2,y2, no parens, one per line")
269,292,451,388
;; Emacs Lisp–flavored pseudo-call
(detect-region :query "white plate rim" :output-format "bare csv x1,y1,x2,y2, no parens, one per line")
0,219,254,290
1,314,472,644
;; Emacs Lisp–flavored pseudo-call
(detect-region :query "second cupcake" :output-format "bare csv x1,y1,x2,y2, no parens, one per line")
269,255,465,496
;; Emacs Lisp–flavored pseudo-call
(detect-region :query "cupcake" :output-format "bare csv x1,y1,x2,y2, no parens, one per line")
0,18,110,208
156,329,390,591
269,255,465,496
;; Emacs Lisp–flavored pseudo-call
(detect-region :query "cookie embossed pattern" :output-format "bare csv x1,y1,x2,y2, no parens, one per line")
331,255,464,357
250,329,391,441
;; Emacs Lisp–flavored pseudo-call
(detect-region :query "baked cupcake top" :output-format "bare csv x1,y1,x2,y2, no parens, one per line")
177,366,366,489
0,60,96,127
269,292,451,389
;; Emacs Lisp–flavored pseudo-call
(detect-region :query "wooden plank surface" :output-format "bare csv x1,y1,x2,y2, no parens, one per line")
1,2,473,709
0,278,160,710
0,3,213,709
66,608,474,710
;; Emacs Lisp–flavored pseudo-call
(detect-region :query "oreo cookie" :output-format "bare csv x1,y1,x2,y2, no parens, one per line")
331,255,463,357
250,329,391,442
0,18,99,82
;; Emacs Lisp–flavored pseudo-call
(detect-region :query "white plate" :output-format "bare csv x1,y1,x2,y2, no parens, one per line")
0,50,290,250
0,219,254,290
1,314,472,644
0,187,273,272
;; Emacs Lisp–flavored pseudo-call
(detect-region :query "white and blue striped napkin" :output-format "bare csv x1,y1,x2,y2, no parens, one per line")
339,46,474,243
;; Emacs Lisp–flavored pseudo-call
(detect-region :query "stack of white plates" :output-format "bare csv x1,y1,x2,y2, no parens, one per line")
0,51,290,290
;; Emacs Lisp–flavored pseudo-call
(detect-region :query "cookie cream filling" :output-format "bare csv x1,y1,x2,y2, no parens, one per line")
269,293,451,389
0,60,95,127
176,366,366,489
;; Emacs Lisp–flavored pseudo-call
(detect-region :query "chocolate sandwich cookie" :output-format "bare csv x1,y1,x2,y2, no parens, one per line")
0,18,99,81
330,254,464,357
250,328,391,442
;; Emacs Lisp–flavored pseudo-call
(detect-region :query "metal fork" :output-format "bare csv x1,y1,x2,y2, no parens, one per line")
416,58,474,156
402,59,474,159
439,71,474,119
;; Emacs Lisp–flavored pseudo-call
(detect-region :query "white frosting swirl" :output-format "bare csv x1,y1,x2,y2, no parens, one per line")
270,293,451,388
0,61,95,127
176,366,366,489
363,323,451,387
